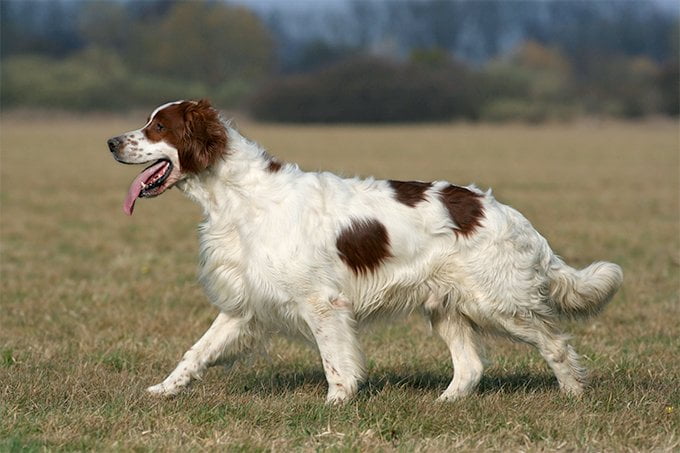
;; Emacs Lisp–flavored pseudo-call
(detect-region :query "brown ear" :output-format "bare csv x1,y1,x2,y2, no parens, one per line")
179,99,227,174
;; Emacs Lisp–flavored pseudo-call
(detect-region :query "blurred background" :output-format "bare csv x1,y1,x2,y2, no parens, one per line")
1,0,678,123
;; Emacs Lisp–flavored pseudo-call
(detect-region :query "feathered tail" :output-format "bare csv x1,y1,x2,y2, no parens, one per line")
548,259,623,319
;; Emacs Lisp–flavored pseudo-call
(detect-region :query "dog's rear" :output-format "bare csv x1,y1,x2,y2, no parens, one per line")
419,201,623,400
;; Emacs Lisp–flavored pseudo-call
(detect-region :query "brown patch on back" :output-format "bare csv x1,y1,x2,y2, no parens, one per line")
266,158,283,173
142,99,227,174
388,180,432,207
439,185,485,236
336,218,392,275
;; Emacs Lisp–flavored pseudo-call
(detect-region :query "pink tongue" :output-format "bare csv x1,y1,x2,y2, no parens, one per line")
123,161,169,216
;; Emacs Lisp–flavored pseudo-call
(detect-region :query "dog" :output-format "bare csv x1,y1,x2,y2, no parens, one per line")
107,99,622,403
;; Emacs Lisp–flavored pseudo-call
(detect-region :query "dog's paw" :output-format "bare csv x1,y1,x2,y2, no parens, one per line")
147,382,183,396
436,390,471,402
560,382,585,398
325,384,354,405
325,394,350,405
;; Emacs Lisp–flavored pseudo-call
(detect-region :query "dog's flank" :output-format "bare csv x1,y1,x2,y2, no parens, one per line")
108,99,623,404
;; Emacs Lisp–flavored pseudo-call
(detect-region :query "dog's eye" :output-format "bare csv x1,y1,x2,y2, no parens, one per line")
156,123,165,132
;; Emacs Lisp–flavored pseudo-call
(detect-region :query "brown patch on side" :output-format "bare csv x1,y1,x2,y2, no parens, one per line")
142,99,227,174
266,158,283,173
336,218,392,275
439,185,485,236
388,180,432,207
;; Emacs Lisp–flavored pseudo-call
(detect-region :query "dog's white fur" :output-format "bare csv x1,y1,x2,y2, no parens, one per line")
110,101,623,403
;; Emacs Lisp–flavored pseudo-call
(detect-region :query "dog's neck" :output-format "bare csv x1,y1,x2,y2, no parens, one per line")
177,126,294,220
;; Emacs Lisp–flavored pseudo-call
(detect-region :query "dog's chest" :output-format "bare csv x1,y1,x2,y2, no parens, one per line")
196,219,306,311
197,224,251,313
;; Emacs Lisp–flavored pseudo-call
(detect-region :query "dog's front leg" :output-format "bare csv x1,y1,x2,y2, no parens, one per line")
303,296,366,404
147,311,256,396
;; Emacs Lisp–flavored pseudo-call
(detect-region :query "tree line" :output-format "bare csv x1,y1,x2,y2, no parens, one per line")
1,0,274,110
1,0,678,121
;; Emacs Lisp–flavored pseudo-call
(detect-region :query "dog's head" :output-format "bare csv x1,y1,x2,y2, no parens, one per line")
107,99,227,215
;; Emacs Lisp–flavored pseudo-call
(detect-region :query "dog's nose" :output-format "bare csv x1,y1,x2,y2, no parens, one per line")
107,136,122,153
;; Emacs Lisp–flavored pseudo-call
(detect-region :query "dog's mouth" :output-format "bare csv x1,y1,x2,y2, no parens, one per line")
123,159,173,216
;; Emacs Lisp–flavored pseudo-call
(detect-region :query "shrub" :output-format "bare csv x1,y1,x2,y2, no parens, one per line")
479,99,577,123
480,99,548,123
658,60,679,116
0,48,253,111
250,56,481,123
1,52,129,110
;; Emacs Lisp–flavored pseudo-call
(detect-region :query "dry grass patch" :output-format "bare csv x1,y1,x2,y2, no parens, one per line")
1,115,678,451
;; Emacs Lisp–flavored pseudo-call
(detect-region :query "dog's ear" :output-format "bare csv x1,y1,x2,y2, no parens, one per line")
179,99,227,174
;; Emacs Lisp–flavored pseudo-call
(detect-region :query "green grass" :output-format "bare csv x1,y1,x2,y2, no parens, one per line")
1,114,678,451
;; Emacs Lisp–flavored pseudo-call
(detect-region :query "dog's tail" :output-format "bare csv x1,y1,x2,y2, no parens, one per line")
548,259,623,319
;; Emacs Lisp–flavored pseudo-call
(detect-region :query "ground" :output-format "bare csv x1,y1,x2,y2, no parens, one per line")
1,114,678,451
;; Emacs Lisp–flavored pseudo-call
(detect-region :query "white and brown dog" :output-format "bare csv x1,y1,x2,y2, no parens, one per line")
108,99,622,403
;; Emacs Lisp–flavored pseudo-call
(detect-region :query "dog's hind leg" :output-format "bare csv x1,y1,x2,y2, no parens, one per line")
430,309,485,401
495,314,587,396
147,311,257,396
302,295,366,405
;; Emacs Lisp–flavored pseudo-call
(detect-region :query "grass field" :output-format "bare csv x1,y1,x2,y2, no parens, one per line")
1,114,678,451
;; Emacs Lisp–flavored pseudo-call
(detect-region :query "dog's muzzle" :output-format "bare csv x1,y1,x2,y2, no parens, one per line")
107,136,123,153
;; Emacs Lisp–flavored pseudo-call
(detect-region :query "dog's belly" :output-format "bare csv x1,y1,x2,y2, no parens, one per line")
200,246,445,329
349,282,432,322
